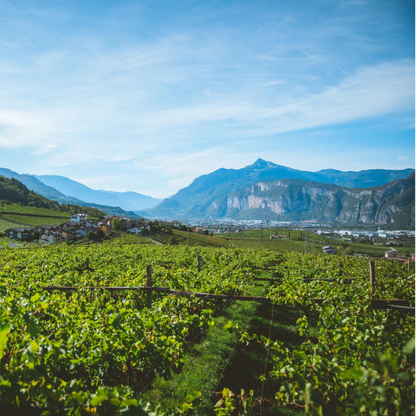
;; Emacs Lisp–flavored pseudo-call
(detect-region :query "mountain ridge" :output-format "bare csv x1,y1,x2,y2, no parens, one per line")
148,159,414,220
223,173,415,226
34,174,162,211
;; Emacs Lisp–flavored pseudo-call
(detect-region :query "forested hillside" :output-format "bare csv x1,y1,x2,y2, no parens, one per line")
0,176,105,219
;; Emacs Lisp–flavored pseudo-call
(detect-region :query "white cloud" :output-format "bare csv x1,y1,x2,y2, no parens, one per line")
131,59,414,139
262,80,287,86
398,155,409,162
0,58,413,185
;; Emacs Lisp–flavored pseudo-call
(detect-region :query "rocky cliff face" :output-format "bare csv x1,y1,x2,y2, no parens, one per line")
223,173,415,225
149,159,414,219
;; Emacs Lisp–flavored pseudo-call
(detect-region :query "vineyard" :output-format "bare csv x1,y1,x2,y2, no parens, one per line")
0,242,414,415
221,229,414,257
0,205,74,218
101,234,156,246
0,204,72,228
228,238,310,253
0,218,21,232
149,230,230,248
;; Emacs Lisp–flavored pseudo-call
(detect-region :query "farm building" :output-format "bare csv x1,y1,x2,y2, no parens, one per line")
323,246,337,255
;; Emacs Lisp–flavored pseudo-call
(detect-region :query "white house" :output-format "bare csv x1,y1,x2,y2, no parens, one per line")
39,232,65,246
129,227,144,234
71,214,88,223
378,232,394,239
384,249,405,260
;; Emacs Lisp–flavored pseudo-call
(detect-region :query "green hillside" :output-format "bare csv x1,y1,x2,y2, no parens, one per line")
0,175,105,219
0,176,106,234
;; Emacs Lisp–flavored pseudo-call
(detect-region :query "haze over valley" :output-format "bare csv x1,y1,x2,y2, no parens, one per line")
1,159,414,226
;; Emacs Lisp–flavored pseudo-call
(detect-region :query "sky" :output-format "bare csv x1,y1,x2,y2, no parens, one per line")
0,0,414,198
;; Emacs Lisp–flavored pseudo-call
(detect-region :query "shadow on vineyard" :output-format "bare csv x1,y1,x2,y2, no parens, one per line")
219,291,305,415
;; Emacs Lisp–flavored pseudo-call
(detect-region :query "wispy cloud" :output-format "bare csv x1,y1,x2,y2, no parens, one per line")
262,80,287,86
0,0,413,197
129,59,414,138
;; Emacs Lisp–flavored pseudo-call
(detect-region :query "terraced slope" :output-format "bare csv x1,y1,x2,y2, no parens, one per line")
0,204,71,227
149,230,230,248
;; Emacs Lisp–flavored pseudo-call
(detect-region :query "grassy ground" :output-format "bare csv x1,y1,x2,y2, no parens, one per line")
142,298,257,413
142,274,307,415
219,229,414,258
148,230,230,248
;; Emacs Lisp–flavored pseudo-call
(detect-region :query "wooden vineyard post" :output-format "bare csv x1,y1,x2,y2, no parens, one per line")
146,265,152,308
339,262,343,278
198,256,202,273
85,258,95,273
369,260,375,295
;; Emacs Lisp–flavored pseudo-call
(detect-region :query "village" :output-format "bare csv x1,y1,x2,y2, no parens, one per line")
3,213,414,262
3,214,153,245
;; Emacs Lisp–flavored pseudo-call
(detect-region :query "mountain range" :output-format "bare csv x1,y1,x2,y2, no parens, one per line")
0,160,414,226
34,175,162,211
0,168,161,215
146,159,415,226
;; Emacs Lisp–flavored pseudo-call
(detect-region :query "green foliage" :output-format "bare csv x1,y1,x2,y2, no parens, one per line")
214,388,254,415
252,253,415,414
0,244,256,413
168,236,179,245
113,218,127,231
85,231,97,241
149,230,230,248
0,243,414,414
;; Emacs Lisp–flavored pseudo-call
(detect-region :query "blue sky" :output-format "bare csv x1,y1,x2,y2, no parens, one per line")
0,0,414,198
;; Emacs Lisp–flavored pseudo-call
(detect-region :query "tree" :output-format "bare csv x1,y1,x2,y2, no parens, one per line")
85,231,96,241
150,221,160,233
96,229,105,240
112,219,127,231
345,247,354,256
168,236,179,246
203,229,209,236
